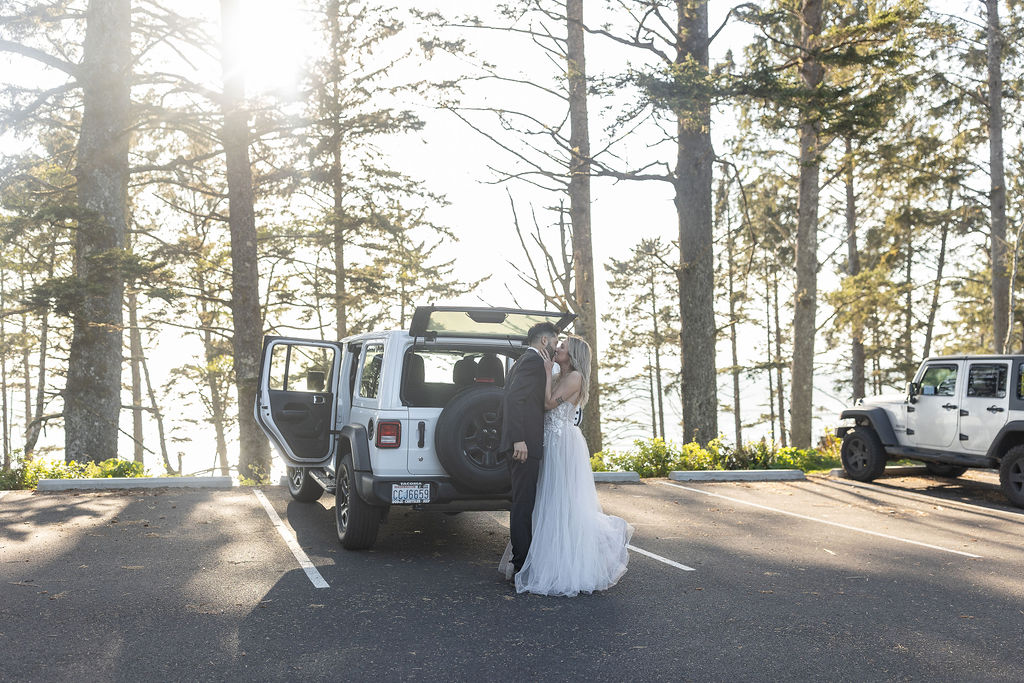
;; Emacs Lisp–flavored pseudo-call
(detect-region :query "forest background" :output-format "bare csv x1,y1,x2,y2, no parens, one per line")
0,0,1016,482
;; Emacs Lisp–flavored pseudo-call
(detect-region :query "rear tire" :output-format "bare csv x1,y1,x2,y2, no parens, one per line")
999,445,1024,509
924,462,968,478
286,467,324,502
335,453,381,549
841,426,887,482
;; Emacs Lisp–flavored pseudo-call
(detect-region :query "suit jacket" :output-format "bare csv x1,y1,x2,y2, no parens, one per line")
498,349,546,459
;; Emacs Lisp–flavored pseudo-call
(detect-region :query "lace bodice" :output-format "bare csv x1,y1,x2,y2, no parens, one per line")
543,401,577,440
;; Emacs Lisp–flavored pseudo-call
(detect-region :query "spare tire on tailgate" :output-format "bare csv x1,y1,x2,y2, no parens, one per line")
435,386,509,493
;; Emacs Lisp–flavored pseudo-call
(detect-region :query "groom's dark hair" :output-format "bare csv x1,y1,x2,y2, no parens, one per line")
527,322,559,346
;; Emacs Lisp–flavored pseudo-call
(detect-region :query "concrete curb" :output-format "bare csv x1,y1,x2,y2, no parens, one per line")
828,466,929,479
593,471,641,483
36,476,235,491
669,469,805,482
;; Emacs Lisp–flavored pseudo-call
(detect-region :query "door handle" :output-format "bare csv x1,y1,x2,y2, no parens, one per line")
942,403,957,411
987,405,1005,413
418,421,425,448
312,395,325,405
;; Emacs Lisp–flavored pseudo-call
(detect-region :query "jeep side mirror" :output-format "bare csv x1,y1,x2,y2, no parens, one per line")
906,381,919,403
306,370,326,392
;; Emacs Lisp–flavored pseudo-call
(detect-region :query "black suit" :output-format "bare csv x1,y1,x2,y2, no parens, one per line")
499,349,546,573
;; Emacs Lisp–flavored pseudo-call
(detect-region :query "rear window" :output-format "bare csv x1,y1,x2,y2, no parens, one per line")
402,349,513,407
967,363,1007,398
358,343,385,399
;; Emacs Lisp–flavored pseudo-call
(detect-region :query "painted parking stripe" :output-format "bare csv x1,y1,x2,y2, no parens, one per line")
626,544,695,571
819,477,1024,521
486,512,694,572
659,481,983,559
253,489,329,589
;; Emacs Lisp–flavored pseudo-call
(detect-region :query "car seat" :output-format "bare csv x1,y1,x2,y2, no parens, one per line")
475,353,505,387
453,357,478,387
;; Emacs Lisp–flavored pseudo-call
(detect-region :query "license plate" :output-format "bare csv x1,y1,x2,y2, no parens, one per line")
391,483,430,504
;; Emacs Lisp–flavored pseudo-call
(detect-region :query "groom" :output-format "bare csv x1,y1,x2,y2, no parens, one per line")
500,321,559,576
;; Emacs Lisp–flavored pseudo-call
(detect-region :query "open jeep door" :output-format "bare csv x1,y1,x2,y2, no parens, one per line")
409,306,575,341
254,336,343,467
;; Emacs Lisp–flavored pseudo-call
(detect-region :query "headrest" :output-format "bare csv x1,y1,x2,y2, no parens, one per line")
476,353,504,386
404,353,425,385
453,357,478,385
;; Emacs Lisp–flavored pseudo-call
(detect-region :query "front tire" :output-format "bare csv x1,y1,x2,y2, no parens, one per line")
841,426,887,482
286,467,324,502
335,453,381,550
999,445,1024,508
924,462,968,478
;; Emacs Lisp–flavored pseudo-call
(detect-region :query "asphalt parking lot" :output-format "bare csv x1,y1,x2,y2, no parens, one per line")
1,470,1022,682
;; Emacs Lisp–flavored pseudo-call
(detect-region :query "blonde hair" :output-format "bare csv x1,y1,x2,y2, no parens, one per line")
565,335,592,408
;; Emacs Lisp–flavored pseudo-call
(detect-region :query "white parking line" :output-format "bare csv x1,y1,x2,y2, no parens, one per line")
658,481,983,559
626,544,696,571
253,489,329,589
485,512,695,572
820,477,1024,521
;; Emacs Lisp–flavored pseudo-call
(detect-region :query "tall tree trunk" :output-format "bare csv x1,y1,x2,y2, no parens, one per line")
25,244,54,457
773,272,787,447
127,259,145,464
987,0,1009,353
647,351,657,439
923,197,951,358
903,214,914,380
139,346,172,475
1,273,9,469
328,0,348,340
650,279,666,440
65,0,131,463
790,0,823,448
20,269,31,459
765,271,776,443
675,0,717,445
220,0,268,481
726,198,742,446
566,0,602,453
845,138,865,400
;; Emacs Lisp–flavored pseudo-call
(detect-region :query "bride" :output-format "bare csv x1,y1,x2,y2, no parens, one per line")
499,335,634,597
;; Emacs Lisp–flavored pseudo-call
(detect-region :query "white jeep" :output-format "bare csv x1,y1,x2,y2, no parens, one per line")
837,355,1024,508
254,305,576,549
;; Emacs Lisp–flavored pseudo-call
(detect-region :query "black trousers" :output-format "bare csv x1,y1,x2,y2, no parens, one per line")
509,455,541,572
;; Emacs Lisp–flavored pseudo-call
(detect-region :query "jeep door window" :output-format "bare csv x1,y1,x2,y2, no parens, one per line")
358,343,385,399
919,364,957,396
269,343,334,392
966,364,1007,398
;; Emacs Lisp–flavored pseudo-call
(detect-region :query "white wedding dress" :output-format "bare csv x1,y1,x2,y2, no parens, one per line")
499,402,634,597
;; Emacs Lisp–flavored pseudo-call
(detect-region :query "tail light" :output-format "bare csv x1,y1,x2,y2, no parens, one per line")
376,421,402,448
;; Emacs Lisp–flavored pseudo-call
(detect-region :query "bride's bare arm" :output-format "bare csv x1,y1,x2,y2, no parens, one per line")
545,371,581,410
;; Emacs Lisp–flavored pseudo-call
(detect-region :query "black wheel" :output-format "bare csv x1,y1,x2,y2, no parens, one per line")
999,445,1024,508
435,386,509,493
335,453,380,550
286,467,324,502
841,426,887,482
924,462,968,478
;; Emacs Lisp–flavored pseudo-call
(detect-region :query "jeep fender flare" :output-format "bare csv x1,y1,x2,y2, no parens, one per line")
839,408,898,446
339,424,372,472
985,421,1024,461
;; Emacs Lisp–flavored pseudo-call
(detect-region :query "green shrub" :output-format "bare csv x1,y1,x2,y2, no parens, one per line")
0,454,147,490
591,433,842,477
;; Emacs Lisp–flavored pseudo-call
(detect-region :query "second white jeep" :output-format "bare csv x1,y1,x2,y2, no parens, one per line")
836,355,1024,508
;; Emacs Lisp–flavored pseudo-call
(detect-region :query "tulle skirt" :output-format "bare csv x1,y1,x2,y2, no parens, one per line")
499,418,634,597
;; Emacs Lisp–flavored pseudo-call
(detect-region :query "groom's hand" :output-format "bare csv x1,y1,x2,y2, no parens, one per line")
512,441,528,462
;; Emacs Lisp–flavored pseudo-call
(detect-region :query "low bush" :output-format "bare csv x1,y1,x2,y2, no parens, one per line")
0,452,147,490
591,432,841,477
